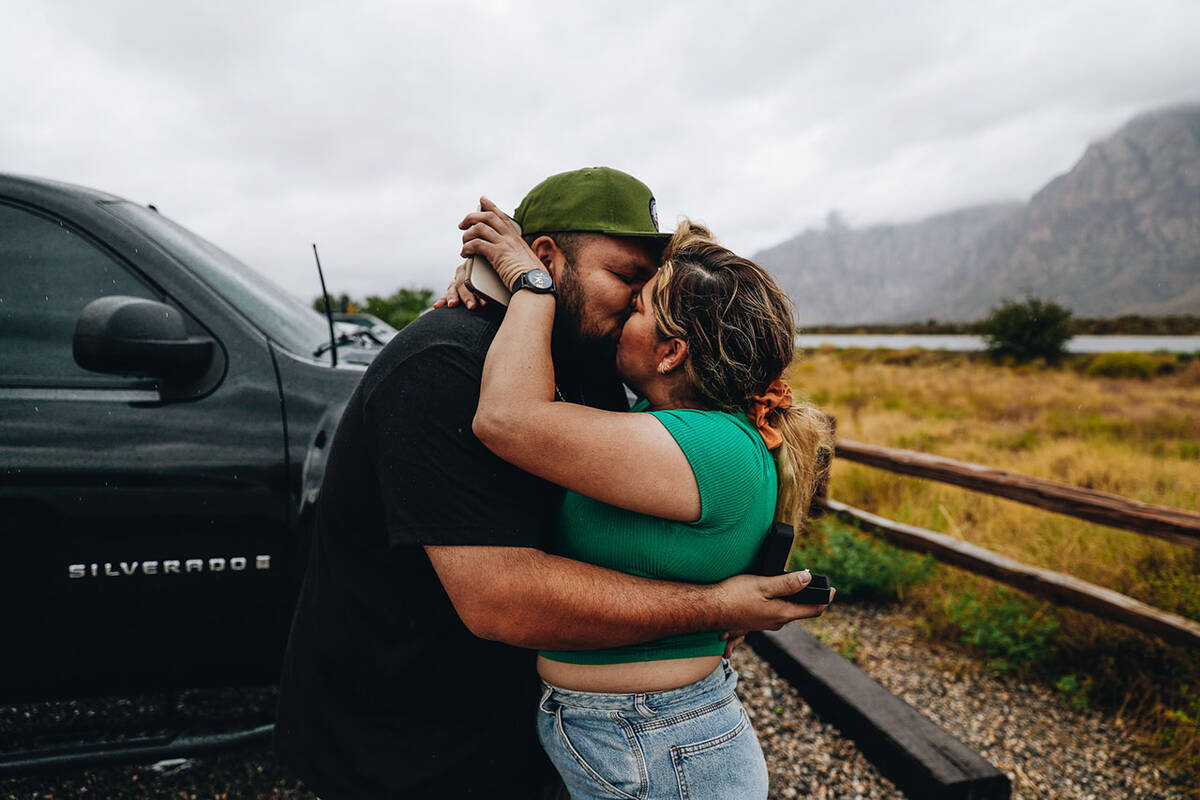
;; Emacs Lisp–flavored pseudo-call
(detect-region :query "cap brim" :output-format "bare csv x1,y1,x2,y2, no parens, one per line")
617,231,673,242
528,227,671,240
611,231,672,257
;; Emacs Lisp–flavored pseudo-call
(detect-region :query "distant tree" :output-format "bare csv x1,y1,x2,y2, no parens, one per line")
311,293,353,314
311,288,434,331
362,288,436,331
980,296,1073,363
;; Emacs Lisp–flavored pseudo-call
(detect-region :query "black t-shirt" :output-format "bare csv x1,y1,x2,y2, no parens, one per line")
275,303,625,799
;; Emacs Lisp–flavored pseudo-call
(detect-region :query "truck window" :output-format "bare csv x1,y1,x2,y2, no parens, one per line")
101,201,332,361
0,203,159,386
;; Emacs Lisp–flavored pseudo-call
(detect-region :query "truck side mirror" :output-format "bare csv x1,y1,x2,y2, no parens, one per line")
74,296,215,381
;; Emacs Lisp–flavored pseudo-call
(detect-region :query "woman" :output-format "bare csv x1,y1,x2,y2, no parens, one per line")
461,198,833,800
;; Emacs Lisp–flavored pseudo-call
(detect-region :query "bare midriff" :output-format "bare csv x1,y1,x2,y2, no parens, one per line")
537,654,723,693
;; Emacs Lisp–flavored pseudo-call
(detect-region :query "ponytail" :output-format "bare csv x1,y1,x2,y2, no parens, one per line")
651,217,833,550
769,400,834,548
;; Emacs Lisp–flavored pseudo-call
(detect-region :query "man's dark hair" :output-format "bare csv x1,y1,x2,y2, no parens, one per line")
521,232,587,265
522,231,664,268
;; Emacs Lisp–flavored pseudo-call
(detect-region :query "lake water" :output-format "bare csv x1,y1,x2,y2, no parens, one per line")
794,334,1200,353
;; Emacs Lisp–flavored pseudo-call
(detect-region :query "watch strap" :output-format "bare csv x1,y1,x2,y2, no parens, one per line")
512,269,556,295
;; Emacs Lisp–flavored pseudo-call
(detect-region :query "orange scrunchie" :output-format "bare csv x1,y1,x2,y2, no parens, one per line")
747,379,793,450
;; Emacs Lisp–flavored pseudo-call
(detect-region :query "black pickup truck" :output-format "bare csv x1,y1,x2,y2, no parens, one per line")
0,174,371,705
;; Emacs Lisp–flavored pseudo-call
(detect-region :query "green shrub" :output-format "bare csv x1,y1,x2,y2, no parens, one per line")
945,587,1060,672
1055,673,1092,712
980,297,1073,364
1085,352,1157,378
788,519,935,602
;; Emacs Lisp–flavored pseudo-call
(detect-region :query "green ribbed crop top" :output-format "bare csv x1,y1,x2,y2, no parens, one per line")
540,402,778,665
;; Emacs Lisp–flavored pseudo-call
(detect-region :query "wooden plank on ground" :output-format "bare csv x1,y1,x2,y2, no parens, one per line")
749,625,1011,800
834,439,1200,549
822,498,1200,649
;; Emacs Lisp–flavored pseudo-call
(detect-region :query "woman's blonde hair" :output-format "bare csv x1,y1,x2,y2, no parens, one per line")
653,220,834,537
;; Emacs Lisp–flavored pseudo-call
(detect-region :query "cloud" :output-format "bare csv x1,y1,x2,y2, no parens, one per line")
3,0,1199,300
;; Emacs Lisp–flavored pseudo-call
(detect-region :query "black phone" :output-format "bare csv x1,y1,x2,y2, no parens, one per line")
784,574,833,605
753,522,833,605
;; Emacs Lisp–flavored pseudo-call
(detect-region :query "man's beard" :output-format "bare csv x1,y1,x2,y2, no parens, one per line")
552,261,621,371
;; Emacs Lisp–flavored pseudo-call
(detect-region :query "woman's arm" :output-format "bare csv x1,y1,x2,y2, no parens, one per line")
461,198,701,522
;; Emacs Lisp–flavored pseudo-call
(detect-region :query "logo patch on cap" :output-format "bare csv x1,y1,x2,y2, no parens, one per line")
649,198,659,231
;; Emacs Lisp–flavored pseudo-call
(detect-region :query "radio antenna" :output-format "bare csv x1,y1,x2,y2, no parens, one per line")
313,243,338,367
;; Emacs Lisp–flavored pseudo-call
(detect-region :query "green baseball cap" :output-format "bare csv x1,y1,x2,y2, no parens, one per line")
513,167,672,245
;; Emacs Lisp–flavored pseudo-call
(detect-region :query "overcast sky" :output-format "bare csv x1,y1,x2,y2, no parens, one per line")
5,0,1199,301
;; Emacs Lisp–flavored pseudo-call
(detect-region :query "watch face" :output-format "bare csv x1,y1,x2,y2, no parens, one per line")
529,270,552,289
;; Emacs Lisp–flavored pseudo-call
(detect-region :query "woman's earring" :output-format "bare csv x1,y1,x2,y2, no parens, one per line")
657,364,668,375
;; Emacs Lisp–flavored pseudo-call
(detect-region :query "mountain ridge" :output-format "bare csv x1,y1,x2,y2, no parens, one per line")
756,104,1200,323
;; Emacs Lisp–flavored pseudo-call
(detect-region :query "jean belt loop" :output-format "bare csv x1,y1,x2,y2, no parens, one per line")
538,684,555,714
722,658,734,679
634,692,655,718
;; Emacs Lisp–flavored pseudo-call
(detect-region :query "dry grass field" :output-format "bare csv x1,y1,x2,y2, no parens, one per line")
785,348,1200,778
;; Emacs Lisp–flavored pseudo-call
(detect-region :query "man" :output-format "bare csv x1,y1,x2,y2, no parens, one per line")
275,167,823,798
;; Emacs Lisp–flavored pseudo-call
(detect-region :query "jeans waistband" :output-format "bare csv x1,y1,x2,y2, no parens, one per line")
539,660,736,716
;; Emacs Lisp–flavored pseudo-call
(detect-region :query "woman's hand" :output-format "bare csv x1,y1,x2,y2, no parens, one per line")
431,260,484,310
719,630,748,659
458,196,543,290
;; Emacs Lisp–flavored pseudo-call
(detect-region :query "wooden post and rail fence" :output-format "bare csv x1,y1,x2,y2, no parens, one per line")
752,435,1200,798
822,439,1200,649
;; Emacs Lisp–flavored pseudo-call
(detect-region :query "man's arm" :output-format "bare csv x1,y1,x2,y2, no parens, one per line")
426,544,823,650
369,337,825,649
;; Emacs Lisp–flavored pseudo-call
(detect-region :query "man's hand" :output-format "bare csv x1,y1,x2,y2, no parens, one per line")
714,570,834,635
426,546,834,652
459,196,539,290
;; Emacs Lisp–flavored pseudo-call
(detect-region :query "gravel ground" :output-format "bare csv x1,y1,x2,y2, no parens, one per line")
734,603,1191,800
3,602,1190,799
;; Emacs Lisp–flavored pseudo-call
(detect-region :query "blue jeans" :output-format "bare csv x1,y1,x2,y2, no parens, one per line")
536,660,768,800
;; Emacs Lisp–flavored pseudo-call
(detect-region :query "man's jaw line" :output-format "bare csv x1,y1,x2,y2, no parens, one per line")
550,316,617,373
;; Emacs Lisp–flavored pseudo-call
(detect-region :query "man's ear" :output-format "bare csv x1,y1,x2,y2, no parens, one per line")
528,236,562,278
658,338,689,374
